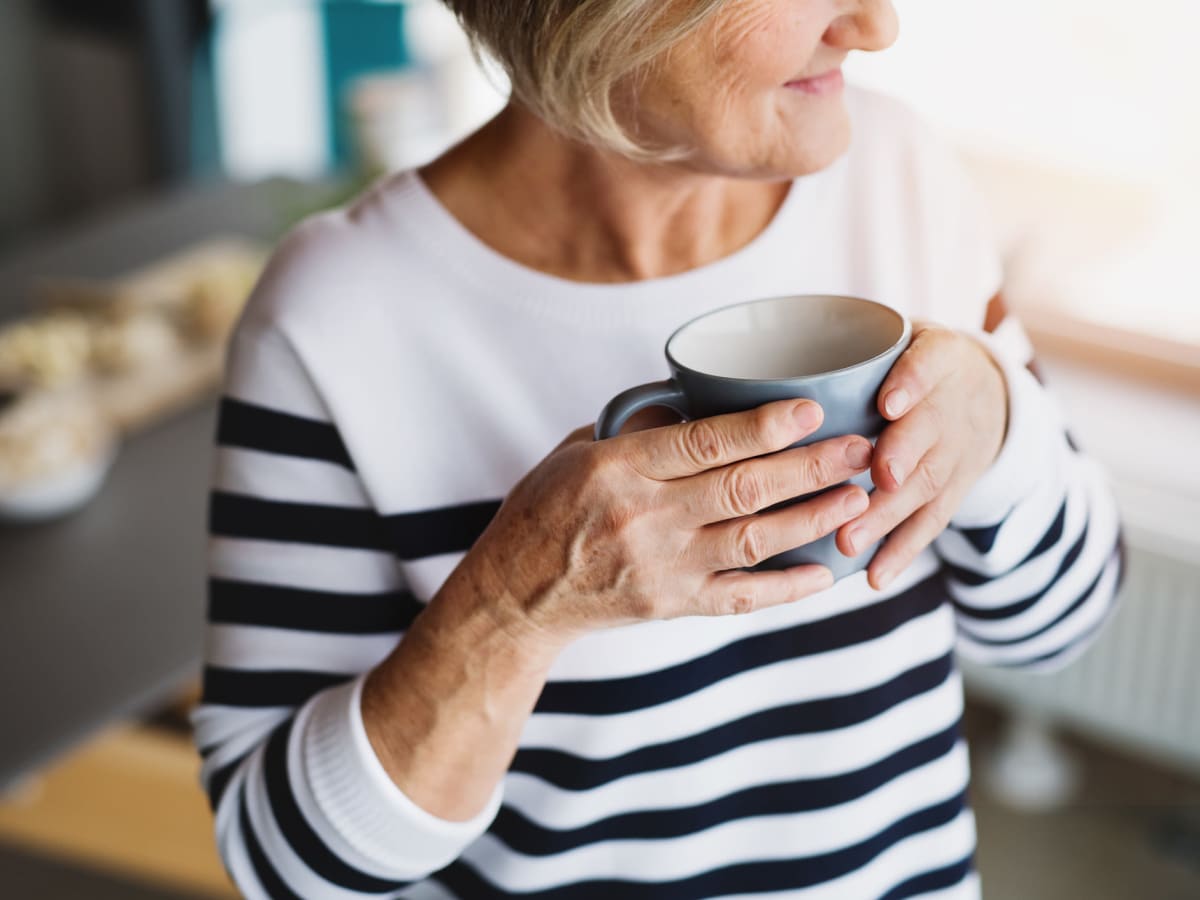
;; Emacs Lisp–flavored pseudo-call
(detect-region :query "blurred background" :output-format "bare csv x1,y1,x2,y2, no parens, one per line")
0,1,1197,898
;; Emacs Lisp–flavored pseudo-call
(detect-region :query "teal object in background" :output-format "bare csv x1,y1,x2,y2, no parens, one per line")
320,0,410,168
189,28,223,180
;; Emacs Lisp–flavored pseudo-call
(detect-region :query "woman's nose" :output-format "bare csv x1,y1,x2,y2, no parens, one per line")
824,0,900,54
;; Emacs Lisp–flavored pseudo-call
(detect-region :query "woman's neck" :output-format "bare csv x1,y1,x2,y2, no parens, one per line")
419,103,790,283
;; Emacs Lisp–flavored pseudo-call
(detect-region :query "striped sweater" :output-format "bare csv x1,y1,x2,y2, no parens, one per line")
193,87,1123,899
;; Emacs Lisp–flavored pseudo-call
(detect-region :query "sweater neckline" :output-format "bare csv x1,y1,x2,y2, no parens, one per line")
376,164,833,330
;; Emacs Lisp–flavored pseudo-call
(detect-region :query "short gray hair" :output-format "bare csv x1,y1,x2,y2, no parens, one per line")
441,0,727,160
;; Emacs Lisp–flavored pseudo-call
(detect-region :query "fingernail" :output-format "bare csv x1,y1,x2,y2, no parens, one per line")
845,441,871,469
884,389,910,418
844,490,869,517
875,568,895,591
846,526,865,556
794,401,822,431
887,459,905,487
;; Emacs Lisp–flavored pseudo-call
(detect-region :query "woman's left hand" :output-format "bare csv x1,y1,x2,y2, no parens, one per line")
836,322,1009,591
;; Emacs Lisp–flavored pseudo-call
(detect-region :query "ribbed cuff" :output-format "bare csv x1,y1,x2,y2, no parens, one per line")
299,673,503,878
950,331,1058,528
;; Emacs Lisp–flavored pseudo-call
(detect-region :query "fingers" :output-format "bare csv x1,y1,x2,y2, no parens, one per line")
863,497,959,591
869,400,940,493
836,445,951,556
622,398,825,481
876,324,958,423
696,564,835,617
694,483,869,571
672,434,873,525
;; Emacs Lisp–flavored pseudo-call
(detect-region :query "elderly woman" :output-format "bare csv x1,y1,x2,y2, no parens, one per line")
194,0,1123,897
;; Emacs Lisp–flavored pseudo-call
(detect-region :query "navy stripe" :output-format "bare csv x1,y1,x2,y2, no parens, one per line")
383,499,501,561
959,562,1108,648
217,397,354,470
945,497,1067,586
878,853,973,899
435,791,967,900
495,723,961,855
202,666,352,708
209,577,423,634
535,573,945,716
209,492,393,551
240,793,303,900
957,520,1002,555
211,492,502,560
262,718,409,893
951,519,1088,622
513,653,953,791
206,753,246,812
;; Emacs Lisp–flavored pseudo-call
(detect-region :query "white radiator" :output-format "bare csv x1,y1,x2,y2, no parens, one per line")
961,476,1200,776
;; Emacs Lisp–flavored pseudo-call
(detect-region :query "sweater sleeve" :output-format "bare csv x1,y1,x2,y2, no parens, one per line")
932,301,1125,672
191,323,501,898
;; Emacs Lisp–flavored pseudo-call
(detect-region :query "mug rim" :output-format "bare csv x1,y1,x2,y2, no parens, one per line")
664,293,911,385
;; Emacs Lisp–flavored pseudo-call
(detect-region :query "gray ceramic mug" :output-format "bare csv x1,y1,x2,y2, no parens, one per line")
594,294,912,581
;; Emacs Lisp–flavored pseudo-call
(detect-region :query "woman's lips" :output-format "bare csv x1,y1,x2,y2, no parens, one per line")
784,68,844,95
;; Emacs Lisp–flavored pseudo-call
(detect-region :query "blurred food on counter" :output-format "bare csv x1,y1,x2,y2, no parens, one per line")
0,238,265,522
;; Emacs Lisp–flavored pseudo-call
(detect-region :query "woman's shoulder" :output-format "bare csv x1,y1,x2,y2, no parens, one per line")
236,170,430,338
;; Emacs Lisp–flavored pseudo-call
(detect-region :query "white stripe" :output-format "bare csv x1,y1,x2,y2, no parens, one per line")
214,445,370,506
465,746,969,889
244,748,377,900
214,765,270,900
519,603,956,758
209,536,401,594
954,470,1119,642
718,809,977,899
205,622,399,674
957,551,1120,666
225,326,332,421
943,467,1089,610
192,704,292,757
505,668,965,828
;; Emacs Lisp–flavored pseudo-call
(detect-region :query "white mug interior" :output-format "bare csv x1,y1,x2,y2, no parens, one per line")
668,295,905,380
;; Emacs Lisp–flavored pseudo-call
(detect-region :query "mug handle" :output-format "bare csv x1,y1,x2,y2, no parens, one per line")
594,380,691,441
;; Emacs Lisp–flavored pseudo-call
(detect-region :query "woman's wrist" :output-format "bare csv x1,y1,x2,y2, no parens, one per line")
443,543,580,663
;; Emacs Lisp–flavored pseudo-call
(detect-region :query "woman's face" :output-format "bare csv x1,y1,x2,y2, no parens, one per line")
628,0,899,177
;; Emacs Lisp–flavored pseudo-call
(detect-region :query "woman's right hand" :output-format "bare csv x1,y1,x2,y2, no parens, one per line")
465,398,874,648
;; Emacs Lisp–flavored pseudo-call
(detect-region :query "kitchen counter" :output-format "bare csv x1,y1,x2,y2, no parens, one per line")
0,177,340,788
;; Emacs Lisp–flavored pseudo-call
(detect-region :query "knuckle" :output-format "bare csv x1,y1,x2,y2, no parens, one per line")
799,450,834,488
678,419,725,468
596,498,637,540
577,442,617,488
720,466,762,517
752,404,788,449
728,592,756,616
922,495,953,532
733,520,769,567
915,458,945,497
627,591,659,620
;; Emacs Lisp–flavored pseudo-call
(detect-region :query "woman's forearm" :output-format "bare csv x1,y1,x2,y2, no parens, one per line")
360,557,568,822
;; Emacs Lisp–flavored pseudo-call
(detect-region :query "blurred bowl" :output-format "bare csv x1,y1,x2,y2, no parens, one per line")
0,439,117,523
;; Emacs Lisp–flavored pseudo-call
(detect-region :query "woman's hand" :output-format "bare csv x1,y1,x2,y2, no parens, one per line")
836,322,1009,591
462,399,875,648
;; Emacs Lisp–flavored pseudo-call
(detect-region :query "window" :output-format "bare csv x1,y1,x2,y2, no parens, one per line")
844,1,1200,385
